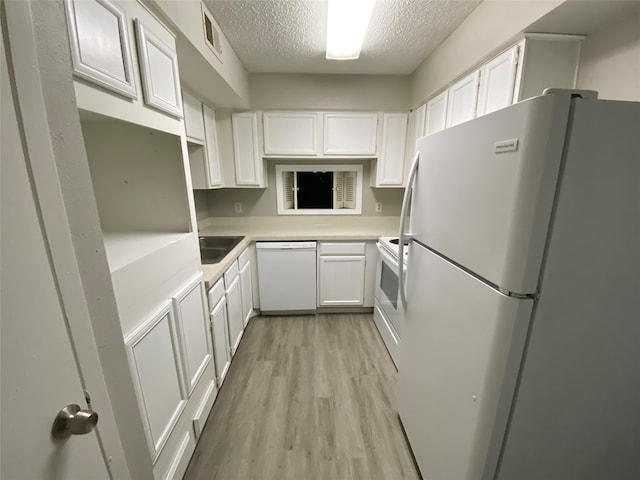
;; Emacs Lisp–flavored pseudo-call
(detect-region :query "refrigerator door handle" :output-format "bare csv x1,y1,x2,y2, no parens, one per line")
399,151,419,309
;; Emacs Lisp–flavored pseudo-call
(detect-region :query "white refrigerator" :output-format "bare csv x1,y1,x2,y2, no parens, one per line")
397,90,640,480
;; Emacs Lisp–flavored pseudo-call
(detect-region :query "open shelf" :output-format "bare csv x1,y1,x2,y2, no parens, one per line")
103,232,193,273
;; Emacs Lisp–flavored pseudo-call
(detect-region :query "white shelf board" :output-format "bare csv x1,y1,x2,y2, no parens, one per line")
103,232,192,273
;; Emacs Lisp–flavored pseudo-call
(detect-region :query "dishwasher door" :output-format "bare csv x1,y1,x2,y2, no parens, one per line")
256,242,317,313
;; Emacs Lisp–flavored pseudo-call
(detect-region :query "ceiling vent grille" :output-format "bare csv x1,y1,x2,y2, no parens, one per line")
202,5,222,59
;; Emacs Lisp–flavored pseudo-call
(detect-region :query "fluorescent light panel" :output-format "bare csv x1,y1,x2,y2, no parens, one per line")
326,0,376,60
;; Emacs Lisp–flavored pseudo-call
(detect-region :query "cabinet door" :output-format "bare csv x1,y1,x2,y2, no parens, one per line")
239,261,253,327
232,112,263,186
446,70,480,128
376,113,408,187
425,90,449,135
64,0,137,99
134,19,182,118
225,276,243,355
183,91,205,141
414,104,426,139
263,112,319,156
477,45,519,116
210,298,230,385
203,104,222,187
171,276,212,396
125,303,186,460
318,256,366,306
323,113,378,155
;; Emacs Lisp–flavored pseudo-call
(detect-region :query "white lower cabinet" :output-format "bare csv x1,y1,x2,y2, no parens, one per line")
125,272,217,480
317,243,366,307
224,262,244,355
171,275,213,396
210,298,231,385
238,248,254,326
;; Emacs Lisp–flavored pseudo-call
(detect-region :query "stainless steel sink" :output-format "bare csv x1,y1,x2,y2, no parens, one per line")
199,236,244,264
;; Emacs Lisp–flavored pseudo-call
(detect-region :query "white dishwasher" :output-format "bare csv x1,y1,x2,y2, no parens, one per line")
256,241,317,314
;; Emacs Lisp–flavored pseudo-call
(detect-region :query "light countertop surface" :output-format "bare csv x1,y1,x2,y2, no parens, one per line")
198,216,400,289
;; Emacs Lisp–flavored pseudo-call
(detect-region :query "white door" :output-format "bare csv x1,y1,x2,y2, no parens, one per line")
446,70,480,128
397,245,533,480
231,112,263,185
203,104,223,187
318,256,366,306
412,93,571,294
376,113,408,186
425,90,449,135
477,45,519,117
1,10,128,478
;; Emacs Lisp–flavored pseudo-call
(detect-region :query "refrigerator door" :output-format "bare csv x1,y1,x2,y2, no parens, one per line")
397,243,533,480
494,99,640,480
411,92,571,294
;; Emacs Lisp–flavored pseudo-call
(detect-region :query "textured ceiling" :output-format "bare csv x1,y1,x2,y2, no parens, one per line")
203,0,481,75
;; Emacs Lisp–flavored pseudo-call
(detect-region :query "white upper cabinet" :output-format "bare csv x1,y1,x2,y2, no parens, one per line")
64,0,137,99
231,112,265,187
446,70,480,128
375,113,408,187
477,45,520,116
263,112,320,156
425,90,449,135
203,105,223,187
134,19,182,118
182,91,205,142
323,113,378,155
67,0,184,135
413,104,426,140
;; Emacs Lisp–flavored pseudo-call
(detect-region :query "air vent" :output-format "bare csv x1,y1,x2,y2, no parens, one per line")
202,6,222,58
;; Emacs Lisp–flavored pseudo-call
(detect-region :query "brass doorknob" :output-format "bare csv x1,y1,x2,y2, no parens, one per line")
52,404,99,439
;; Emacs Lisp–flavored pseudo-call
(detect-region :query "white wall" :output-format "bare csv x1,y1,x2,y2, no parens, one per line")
411,0,563,107
250,73,411,111
577,12,640,101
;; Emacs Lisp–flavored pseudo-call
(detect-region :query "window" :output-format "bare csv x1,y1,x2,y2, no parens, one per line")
275,164,363,215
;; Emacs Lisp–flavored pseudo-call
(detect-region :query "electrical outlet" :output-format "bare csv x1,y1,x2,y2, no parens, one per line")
375,202,383,212
234,202,242,213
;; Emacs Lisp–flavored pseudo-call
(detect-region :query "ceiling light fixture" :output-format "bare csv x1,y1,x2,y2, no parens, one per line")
326,0,376,60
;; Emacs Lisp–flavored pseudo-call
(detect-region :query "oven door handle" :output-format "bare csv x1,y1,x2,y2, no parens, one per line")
399,151,419,310
376,243,399,270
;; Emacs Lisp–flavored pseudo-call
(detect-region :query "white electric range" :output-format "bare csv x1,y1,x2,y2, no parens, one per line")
373,236,408,369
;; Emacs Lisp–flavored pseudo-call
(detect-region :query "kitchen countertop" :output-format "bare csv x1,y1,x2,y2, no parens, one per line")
198,216,400,289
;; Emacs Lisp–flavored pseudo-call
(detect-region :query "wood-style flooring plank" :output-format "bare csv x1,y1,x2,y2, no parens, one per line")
183,314,420,480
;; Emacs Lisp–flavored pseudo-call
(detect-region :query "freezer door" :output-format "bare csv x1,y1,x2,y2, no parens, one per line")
397,244,533,480
411,92,571,294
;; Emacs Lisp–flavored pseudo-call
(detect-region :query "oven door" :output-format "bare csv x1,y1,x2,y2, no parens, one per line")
375,243,404,339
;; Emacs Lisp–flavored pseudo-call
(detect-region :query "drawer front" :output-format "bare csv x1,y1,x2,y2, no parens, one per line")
207,278,225,310
223,260,239,287
319,242,366,256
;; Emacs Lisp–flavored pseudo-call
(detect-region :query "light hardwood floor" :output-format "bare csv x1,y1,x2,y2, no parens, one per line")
184,314,421,480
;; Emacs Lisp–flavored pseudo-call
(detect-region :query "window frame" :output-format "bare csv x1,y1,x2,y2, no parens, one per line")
275,164,363,215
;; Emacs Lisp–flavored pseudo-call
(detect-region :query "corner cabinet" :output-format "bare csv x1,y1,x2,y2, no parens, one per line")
185,93,223,190
373,113,408,187
231,112,266,187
